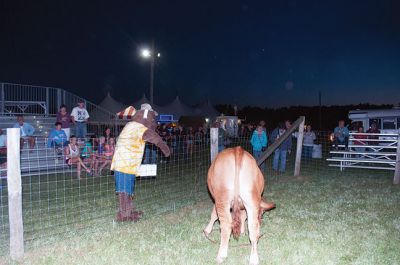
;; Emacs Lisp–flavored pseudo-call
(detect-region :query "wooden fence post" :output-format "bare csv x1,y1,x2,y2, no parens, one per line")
210,128,219,163
294,118,305,176
7,128,24,260
393,129,400,185
257,116,305,167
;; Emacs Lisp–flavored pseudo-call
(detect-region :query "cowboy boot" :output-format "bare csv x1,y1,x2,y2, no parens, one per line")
127,195,143,221
115,193,124,221
116,193,130,222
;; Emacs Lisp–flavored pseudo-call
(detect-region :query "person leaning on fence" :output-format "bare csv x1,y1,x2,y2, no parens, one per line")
111,103,170,222
64,135,92,179
302,125,316,161
332,120,349,150
250,125,268,172
56,104,72,140
70,99,89,140
13,114,35,150
271,120,292,173
47,122,69,153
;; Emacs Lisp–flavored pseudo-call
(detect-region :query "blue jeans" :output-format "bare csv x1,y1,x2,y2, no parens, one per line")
273,149,287,172
144,147,157,164
115,171,136,195
302,146,313,160
75,122,87,139
253,150,265,172
49,140,69,149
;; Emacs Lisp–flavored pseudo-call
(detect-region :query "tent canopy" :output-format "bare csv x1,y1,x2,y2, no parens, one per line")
99,92,126,113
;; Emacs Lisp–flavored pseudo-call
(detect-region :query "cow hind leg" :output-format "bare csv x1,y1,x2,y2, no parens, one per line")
240,210,247,235
216,202,232,264
203,205,218,237
247,205,261,265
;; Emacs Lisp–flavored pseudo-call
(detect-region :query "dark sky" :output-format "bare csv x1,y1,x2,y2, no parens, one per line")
1,0,399,107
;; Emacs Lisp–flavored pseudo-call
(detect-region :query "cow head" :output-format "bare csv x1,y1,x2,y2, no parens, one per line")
259,199,275,223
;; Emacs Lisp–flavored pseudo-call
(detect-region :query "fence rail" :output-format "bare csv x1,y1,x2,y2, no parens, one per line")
1,123,399,260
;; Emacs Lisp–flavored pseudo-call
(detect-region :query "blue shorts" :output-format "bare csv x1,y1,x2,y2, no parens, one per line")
114,171,136,195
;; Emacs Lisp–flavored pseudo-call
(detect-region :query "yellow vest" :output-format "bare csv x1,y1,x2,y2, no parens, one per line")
111,121,147,175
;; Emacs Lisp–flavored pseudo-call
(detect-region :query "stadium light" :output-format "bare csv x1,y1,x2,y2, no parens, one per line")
139,41,161,104
141,49,151,58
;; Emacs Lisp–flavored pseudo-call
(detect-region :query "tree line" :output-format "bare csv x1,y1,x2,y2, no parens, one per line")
214,103,394,131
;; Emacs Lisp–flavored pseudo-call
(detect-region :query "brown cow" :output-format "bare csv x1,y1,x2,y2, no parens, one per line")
204,146,275,265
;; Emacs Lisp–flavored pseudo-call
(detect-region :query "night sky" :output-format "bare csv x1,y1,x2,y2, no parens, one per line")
1,0,399,107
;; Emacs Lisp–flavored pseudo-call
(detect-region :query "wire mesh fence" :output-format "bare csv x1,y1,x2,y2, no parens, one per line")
0,125,397,257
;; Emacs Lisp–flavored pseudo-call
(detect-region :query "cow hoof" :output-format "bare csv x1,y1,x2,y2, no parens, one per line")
216,256,226,264
249,255,259,265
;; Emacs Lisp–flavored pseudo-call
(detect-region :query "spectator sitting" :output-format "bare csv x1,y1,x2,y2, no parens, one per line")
0,129,7,175
103,127,114,144
64,135,92,179
47,122,69,152
250,125,268,172
0,128,6,148
97,137,115,175
332,120,349,150
13,115,35,150
80,135,96,171
366,123,380,146
56,104,72,140
302,125,316,160
353,126,367,155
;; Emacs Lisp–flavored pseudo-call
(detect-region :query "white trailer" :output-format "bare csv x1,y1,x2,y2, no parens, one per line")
348,108,400,134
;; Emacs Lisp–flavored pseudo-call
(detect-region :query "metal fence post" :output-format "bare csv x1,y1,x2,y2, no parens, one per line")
210,128,218,163
294,118,305,176
57,88,62,111
0,83,4,114
7,128,24,261
393,129,400,185
45,87,49,116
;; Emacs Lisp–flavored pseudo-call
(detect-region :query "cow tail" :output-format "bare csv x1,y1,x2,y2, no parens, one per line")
232,147,243,239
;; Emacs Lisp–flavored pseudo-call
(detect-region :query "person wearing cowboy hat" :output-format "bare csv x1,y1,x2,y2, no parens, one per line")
111,103,170,222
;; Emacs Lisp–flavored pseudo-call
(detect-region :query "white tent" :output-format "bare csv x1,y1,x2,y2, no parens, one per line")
194,99,219,118
162,96,195,120
132,93,169,116
98,92,127,113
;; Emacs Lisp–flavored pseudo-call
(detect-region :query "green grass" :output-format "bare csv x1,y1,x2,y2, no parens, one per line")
1,165,400,265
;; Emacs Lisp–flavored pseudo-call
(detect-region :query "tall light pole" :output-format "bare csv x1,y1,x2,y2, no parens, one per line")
140,40,161,104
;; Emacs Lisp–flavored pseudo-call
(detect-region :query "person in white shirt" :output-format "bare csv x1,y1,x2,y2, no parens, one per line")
70,100,90,140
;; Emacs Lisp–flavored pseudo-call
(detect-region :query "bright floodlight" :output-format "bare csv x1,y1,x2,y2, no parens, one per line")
157,52,161,57
141,49,151,58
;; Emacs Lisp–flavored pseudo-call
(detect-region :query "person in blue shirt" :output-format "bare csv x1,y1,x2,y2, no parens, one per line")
250,125,268,172
47,122,68,149
333,120,349,150
13,115,35,150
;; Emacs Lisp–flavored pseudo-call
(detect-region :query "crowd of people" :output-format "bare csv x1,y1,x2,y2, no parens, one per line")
0,98,385,180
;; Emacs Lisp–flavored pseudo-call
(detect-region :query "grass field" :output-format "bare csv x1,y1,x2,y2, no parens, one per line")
2,165,400,265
